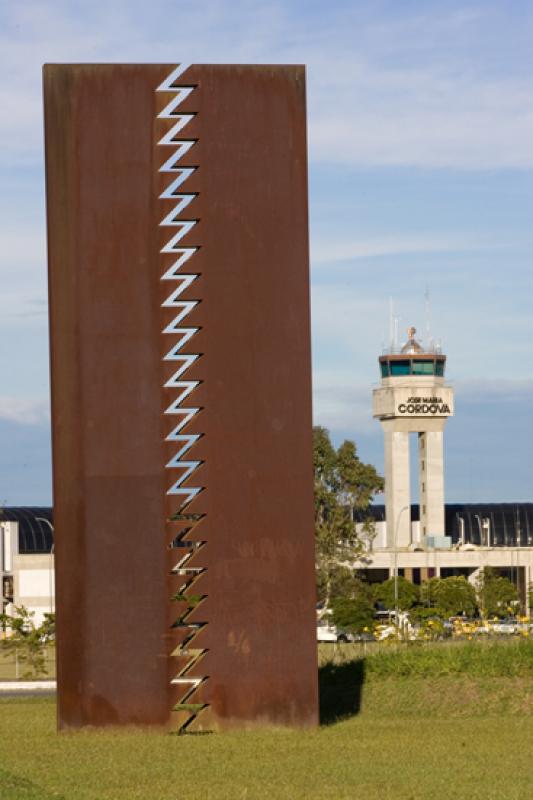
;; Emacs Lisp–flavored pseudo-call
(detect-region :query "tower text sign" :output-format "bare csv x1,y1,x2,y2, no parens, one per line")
398,396,451,415
372,385,454,419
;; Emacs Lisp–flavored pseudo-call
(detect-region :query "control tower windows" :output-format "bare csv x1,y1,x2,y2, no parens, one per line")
389,360,411,376
379,358,446,377
412,360,434,375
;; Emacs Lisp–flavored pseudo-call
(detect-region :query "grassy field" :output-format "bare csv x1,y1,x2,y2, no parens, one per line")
318,636,533,675
1,642,533,800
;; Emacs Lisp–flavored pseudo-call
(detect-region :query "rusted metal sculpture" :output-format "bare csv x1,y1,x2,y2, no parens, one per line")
44,64,318,731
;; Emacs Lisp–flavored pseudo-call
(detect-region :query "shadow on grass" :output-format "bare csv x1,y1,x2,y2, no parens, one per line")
319,658,366,725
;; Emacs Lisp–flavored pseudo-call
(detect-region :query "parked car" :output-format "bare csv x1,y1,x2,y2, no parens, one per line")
316,621,360,643
374,610,417,640
350,631,375,642
335,631,355,643
374,610,400,624
374,623,396,641
491,618,519,635
450,617,490,635
316,623,339,643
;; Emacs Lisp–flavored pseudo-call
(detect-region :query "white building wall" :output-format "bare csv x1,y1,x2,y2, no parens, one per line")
19,569,55,599
13,554,55,622
419,430,445,537
382,423,411,548
1,522,17,572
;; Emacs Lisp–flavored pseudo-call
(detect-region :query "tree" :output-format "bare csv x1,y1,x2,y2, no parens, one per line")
409,605,441,623
331,594,375,634
372,576,419,611
317,567,375,634
314,427,384,605
0,606,54,679
476,568,518,618
329,567,368,600
317,565,362,603
420,577,477,618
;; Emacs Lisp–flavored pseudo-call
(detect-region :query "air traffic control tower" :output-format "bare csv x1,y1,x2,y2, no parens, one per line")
373,328,454,549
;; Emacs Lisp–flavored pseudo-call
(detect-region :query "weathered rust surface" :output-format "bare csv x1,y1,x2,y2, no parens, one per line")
44,64,174,727
44,63,318,730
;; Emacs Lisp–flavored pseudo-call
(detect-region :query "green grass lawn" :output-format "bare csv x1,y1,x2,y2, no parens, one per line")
1,642,533,800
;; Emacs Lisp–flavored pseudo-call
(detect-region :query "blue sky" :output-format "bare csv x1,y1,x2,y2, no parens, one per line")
0,0,532,503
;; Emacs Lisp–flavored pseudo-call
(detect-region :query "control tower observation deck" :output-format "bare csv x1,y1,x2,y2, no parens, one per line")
372,328,454,549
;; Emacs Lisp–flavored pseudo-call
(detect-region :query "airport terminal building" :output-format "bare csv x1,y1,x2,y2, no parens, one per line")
3,500,532,625
355,502,533,610
1,508,54,627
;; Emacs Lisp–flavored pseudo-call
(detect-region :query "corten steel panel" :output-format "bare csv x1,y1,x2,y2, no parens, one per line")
44,65,174,728
44,63,318,731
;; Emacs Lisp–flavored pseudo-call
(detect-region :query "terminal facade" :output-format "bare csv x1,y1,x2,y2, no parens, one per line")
0,508,54,628
3,501,533,624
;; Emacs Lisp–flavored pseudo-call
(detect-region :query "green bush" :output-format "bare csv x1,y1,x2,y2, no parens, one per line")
373,576,419,610
409,606,441,622
420,576,477,618
364,639,533,678
476,567,518,617
331,595,374,634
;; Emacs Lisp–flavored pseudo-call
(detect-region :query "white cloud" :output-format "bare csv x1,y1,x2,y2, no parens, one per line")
1,227,46,271
0,1,532,168
0,224,48,314
0,396,49,426
310,275,533,437
311,285,387,358
308,58,533,169
313,373,375,434
454,378,533,402
312,372,533,440
310,262,533,382
0,0,531,499
311,233,487,265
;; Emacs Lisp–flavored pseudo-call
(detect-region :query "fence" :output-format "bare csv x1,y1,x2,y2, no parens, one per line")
0,644,56,681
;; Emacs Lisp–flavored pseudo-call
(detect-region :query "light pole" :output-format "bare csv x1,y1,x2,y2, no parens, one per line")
474,514,483,547
475,515,490,548
36,517,54,614
393,505,410,624
457,515,465,547
515,506,522,547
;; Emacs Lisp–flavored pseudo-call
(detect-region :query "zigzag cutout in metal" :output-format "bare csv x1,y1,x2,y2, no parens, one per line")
157,63,206,733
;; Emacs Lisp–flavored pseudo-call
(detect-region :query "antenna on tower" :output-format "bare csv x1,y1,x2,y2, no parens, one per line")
424,286,432,350
389,297,394,352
